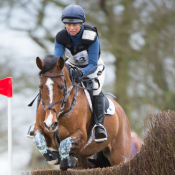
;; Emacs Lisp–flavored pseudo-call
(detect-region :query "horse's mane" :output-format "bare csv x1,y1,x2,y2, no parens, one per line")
39,55,70,77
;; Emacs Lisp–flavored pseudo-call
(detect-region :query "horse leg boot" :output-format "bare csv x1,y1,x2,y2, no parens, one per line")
92,92,107,142
59,137,77,171
33,131,60,165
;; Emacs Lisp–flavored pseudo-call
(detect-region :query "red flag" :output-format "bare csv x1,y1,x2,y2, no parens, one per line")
0,77,13,97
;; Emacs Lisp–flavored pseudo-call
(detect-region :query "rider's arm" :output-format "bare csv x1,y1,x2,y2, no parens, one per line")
81,36,99,75
54,39,65,57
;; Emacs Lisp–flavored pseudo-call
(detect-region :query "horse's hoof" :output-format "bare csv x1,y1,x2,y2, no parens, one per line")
60,157,69,171
69,155,77,167
60,166,68,171
60,155,77,171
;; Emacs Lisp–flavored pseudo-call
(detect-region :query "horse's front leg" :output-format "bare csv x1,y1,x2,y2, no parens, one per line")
59,131,85,171
33,130,60,165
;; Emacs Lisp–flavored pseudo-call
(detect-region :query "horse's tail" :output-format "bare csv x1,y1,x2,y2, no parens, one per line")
95,151,111,168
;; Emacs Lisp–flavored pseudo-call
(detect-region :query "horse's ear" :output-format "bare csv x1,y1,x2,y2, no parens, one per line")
57,57,65,70
36,57,44,70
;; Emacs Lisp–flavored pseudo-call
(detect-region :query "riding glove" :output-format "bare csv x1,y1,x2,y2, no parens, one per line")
72,69,84,83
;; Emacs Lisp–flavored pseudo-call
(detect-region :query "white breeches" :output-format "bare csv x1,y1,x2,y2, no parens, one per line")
87,57,105,95
66,57,105,96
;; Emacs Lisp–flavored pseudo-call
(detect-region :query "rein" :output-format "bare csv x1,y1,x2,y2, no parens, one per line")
28,64,105,145
28,64,105,120
70,64,105,91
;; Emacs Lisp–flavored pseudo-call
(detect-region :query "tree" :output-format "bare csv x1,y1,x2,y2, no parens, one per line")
1,0,175,134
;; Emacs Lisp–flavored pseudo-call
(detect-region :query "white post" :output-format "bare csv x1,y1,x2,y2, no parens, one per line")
8,97,12,175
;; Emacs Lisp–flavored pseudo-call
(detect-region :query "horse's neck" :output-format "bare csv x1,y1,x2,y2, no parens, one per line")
63,66,71,87
62,66,92,132
63,66,75,108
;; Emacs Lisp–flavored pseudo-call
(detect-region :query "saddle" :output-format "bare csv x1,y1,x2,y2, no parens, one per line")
81,79,115,115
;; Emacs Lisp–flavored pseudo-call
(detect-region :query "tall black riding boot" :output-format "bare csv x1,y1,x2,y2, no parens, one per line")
92,92,107,142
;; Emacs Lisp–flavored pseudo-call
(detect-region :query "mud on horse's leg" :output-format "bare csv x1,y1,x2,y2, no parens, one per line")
33,131,60,165
59,137,77,171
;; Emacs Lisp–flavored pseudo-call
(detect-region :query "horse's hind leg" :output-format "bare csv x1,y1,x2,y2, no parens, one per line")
75,157,97,169
95,150,111,168
109,149,127,165
107,140,131,165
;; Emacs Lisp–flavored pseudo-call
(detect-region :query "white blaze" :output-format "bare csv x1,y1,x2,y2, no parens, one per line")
45,111,53,127
45,78,54,103
45,78,54,127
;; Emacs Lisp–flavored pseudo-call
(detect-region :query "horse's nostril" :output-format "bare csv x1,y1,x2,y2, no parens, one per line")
51,122,58,130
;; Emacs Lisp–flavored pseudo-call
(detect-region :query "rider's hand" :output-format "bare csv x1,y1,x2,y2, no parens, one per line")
72,69,84,83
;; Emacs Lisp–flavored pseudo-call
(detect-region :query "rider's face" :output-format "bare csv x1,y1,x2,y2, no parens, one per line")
65,23,82,36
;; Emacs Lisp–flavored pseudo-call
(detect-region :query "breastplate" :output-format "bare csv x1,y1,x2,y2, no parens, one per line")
64,48,89,67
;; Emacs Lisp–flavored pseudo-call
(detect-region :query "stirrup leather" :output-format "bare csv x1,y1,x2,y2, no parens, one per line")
91,124,107,143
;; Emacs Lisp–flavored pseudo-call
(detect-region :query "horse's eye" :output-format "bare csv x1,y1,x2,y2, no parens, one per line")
39,85,43,92
60,85,64,91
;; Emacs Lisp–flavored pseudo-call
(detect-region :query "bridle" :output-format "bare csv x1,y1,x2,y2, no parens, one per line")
28,70,79,121
40,71,78,120
40,72,65,118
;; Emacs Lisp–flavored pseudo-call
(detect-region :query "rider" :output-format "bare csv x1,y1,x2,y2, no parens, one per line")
27,4,107,142
54,4,107,142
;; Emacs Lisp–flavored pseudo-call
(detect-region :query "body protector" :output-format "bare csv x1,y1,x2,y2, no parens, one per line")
56,24,100,68
56,24,104,95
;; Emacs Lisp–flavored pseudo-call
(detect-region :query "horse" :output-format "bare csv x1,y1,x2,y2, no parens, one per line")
32,55,131,171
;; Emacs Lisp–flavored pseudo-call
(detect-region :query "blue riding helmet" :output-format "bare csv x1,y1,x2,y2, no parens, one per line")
61,4,86,23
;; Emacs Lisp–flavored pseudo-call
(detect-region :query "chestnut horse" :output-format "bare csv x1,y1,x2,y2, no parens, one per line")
32,55,131,171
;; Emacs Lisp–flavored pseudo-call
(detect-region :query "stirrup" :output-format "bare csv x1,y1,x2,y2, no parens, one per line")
27,122,35,139
91,124,107,143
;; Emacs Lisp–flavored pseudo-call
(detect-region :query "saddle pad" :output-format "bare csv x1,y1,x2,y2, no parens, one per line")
82,83,115,115
105,98,115,115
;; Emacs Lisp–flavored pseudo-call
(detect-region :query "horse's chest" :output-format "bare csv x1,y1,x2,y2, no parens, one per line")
49,136,59,150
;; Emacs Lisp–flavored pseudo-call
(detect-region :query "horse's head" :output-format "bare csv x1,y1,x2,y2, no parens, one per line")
36,55,69,132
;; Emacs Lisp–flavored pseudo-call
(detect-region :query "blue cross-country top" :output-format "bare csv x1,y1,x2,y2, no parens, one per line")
54,25,99,75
